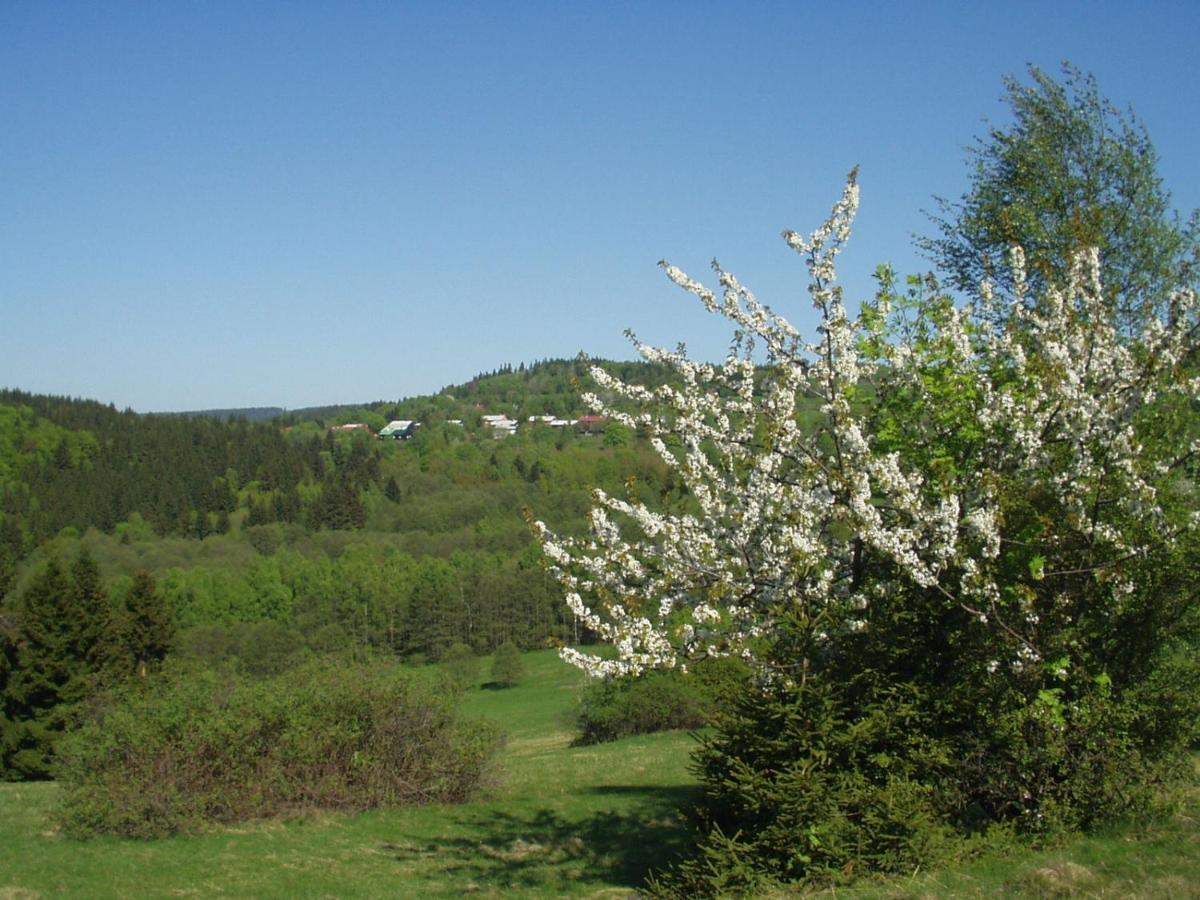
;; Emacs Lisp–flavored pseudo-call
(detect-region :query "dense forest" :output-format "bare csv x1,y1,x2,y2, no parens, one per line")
0,359,687,778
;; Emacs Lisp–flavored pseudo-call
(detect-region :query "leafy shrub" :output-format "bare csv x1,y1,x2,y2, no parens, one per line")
574,657,750,745
308,622,353,654
55,657,502,837
234,621,306,676
176,623,239,667
687,655,752,709
574,668,707,745
440,641,480,692
489,640,524,687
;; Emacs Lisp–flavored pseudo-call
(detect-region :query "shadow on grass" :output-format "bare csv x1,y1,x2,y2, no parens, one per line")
378,784,700,892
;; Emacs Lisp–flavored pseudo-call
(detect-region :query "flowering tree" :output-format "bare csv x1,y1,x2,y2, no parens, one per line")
538,172,1199,884
537,170,1198,688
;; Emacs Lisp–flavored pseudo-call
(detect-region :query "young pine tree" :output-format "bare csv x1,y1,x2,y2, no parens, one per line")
68,547,108,677
100,571,175,680
5,557,87,777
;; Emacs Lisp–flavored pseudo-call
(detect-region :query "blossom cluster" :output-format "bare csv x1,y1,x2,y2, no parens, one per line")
537,172,1199,679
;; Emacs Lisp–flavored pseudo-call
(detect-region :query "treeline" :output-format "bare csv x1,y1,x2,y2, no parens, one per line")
0,389,316,583
157,538,567,657
328,356,681,430
2,358,676,551
1,360,685,588
0,361,700,635
0,389,471,592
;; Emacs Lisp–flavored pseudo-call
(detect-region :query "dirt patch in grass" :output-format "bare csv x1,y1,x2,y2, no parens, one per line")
1018,861,1100,896
506,732,573,757
480,835,587,863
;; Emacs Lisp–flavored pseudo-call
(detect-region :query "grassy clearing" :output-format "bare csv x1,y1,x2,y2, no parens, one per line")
0,650,699,898
0,649,1197,897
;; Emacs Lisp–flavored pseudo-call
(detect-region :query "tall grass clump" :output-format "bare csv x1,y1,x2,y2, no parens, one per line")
55,657,503,838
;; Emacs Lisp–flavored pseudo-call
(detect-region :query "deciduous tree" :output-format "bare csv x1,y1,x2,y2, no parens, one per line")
489,639,523,687
921,63,1197,333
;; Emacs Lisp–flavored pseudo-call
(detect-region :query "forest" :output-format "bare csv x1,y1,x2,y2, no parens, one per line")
0,358,688,779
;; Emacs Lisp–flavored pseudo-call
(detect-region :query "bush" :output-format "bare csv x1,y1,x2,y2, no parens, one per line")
489,640,524,688
440,641,480,692
574,668,709,745
234,621,306,677
648,604,1200,895
55,657,503,837
573,657,750,745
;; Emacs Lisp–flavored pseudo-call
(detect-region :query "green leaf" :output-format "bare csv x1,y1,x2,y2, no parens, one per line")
1028,555,1045,581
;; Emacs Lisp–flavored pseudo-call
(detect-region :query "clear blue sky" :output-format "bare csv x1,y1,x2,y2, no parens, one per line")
2,1,1197,412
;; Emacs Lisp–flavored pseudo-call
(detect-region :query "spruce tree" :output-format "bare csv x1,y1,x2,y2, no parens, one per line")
384,475,401,503
6,557,75,777
0,606,21,779
123,571,175,677
68,546,108,677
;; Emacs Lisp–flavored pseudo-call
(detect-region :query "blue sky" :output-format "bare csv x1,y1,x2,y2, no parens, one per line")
2,1,1197,412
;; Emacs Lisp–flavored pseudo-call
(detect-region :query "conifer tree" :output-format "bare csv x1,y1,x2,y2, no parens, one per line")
123,571,175,677
0,606,20,779
68,546,108,677
384,475,402,503
98,571,175,681
5,557,75,777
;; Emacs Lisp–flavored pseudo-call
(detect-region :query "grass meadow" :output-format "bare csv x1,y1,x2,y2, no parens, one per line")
1,649,1197,898
0,651,699,898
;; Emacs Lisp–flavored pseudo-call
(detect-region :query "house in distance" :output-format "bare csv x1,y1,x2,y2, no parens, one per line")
378,420,419,440
480,414,519,436
576,415,608,435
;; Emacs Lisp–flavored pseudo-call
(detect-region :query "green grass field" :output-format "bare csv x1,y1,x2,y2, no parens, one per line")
0,651,699,898
1,650,1197,898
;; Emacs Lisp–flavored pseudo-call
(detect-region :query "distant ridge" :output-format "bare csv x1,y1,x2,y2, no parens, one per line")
12,356,664,424
163,406,286,422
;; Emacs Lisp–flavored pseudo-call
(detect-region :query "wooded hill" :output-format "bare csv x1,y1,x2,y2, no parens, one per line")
0,359,687,652
0,359,699,777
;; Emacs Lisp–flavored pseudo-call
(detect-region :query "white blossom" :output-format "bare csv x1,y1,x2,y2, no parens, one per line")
537,173,1200,679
